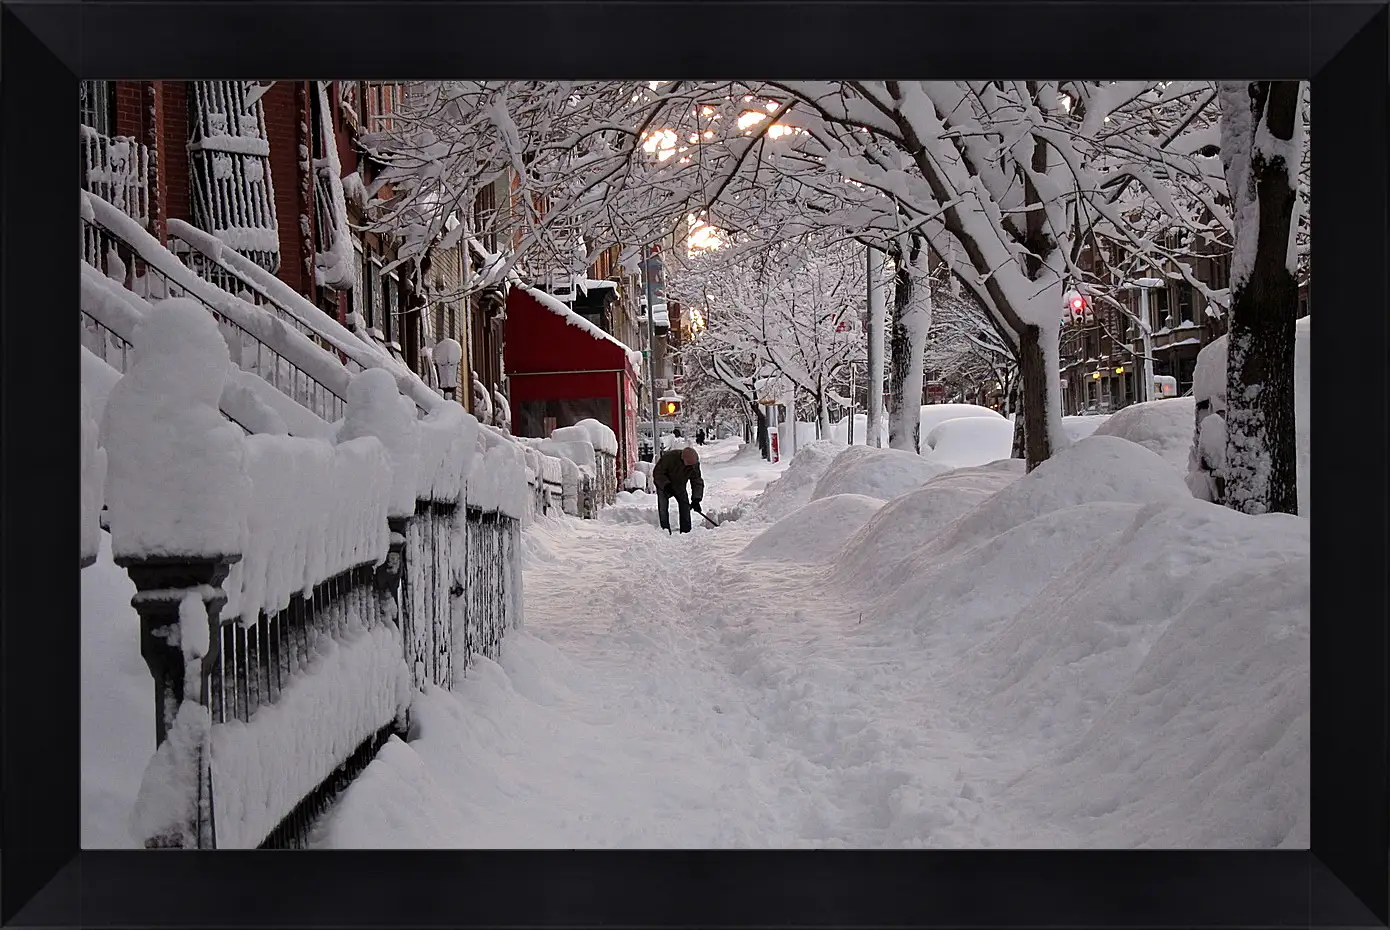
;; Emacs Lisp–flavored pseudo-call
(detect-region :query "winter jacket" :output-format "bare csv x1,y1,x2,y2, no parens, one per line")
652,449,704,503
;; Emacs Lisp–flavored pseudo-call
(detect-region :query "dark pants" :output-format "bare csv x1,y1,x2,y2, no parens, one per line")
657,483,692,533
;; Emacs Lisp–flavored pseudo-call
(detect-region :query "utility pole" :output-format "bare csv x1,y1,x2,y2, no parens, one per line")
1132,278,1162,403
865,244,885,447
644,243,660,459
847,361,856,445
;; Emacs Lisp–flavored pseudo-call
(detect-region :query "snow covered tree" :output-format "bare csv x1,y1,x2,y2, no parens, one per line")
1215,81,1304,515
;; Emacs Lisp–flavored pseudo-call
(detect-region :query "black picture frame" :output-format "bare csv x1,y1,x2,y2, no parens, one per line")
5,1,1386,927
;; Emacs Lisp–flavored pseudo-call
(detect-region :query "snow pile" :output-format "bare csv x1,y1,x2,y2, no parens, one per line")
223,434,393,626
918,404,1004,451
741,494,885,563
211,619,411,848
1061,415,1111,442
415,401,480,503
81,344,122,425
963,498,1309,846
337,368,420,518
572,418,618,456
826,413,889,446
749,440,848,520
939,436,1190,553
102,298,250,560
82,531,154,847
81,385,108,565
1093,397,1196,471
921,417,1015,469
810,445,953,503
833,459,1025,590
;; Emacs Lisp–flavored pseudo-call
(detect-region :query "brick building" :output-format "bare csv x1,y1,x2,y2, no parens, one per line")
79,79,479,404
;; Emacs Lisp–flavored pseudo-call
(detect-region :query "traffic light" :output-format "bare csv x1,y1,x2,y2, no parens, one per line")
659,399,681,417
1070,295,1086,314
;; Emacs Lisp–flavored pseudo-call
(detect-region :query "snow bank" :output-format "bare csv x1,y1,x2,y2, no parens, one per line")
1061,415,1110,442
810,445,953,503
922,417,1015,470
741,494,885,563
1093,397,1196,471
102,298,250,560
211,619,411,848
938,436,1190,553
81,344,122,425
833,459,1025,590
998,525,1308,847
81,386,108,565
337,368,420,518
747,439,843,520
82,531,153,848
919,404,1004,452
223,434,393,626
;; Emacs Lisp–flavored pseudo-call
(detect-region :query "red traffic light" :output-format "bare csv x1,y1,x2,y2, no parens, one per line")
1070,296,1086,311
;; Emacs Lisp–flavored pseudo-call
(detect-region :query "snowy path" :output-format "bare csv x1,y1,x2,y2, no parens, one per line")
318,441,1042,848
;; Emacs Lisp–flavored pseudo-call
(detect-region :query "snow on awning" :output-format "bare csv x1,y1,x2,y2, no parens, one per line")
522,286,643,372
1168,337,1202,347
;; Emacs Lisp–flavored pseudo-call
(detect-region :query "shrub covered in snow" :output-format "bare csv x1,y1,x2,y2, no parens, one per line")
922,417,1015,470
810,445,953,503
467,428,530,518
102,298,250,560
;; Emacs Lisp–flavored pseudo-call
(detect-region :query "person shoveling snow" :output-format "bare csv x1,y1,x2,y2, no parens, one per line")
653,445,704,534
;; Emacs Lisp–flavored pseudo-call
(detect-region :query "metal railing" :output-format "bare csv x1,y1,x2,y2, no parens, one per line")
80,128,149,229
81,208,348,424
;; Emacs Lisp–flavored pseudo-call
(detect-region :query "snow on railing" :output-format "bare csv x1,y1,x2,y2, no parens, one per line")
104,302,529,846
166,218,444,418
83,193,351,425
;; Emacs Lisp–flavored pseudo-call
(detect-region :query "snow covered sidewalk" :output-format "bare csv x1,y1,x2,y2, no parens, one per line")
316,435,1308,849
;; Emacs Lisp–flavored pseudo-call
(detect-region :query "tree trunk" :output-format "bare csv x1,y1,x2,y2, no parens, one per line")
753,404,769,460
1222,81,1301,515
1016,325,1057,471
1008,378,1025,459
886,237,929,453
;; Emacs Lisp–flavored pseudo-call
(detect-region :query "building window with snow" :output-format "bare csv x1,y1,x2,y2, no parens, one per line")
1175,284,1194,324
79,81,115,135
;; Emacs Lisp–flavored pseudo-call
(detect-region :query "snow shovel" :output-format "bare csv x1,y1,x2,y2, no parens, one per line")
696,508,720,528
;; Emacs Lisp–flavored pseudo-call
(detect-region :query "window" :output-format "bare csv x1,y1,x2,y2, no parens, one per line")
366,259,382,332
79,81,115,135
473,182,499,254
384,271,400,344
364,82,404,133
1174,284,1194,324
1149,287,1170,329
1212,253,1231,290
351,240,366,325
